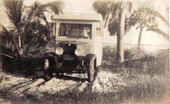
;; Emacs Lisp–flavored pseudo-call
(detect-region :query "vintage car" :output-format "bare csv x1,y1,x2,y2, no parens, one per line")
43,13,103,82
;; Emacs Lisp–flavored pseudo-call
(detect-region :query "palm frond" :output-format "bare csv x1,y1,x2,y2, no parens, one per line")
3,0,23,28
147,28,169,39
93,1,108,20
138,6,169,25
39,1,63,14
24,1,62,28
108,19,119,35
147,8,169,25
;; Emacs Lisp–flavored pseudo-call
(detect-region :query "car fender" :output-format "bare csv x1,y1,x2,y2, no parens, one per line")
85,54,96,60
43,52,58,67
85,54,97,66
84,54,97,70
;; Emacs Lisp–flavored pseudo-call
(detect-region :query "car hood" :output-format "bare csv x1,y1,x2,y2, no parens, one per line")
56,41,90,56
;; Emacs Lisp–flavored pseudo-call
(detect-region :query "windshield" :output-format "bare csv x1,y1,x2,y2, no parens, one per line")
59,23,92,39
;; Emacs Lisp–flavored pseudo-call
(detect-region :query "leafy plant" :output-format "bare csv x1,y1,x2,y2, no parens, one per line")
2,0,62,58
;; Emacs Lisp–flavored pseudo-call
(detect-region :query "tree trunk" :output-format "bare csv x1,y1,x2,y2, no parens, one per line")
117,9,126,63
19,35,21,48
138,27,144,49
104,11,111,27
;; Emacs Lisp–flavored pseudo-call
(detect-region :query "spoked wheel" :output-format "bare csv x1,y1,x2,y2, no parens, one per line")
87,58,96,82
43,58,52,81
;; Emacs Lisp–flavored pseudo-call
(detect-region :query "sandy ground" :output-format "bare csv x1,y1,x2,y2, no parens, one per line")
0,68,127,104
0,68,169,104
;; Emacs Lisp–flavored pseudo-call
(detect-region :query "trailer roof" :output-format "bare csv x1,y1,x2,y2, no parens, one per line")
51,13,103,22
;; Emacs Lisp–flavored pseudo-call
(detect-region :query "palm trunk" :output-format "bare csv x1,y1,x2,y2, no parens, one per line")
11,35,21,57
138,27,144,49
117,9,125,63
104,11,110,27
19,35,21,48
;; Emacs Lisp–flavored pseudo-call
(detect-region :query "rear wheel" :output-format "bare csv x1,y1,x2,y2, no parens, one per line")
87,58,96,82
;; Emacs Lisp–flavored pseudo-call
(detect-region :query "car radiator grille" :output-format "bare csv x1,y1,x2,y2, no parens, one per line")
62,44,76,55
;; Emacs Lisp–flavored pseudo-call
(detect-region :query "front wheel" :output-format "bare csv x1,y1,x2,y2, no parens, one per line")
0,69,3,83
87,58,96,82
43,58,52,81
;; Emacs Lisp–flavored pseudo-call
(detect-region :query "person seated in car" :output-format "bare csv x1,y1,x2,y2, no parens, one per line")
81,27,90,39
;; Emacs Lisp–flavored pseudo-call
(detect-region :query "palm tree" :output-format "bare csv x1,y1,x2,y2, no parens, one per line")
93,1,113,27
128,5,169,48
93,1,133,62
3,0,62,57
3,0,23,54
20,1,62,57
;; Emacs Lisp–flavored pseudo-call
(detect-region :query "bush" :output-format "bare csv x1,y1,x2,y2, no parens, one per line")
102,45,169,75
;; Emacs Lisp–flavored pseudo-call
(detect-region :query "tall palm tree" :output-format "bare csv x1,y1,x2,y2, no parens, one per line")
128,6,169,48
117,1,133,62
93,0,133,62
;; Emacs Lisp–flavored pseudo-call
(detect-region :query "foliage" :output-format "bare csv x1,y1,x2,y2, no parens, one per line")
102,45,169,75
101,45,169,103
0,24,19,56
2,0,23,56
93,1,132,35
146,27,169,39
2,0,62,58
108,17,132,35
128,6,169,39
93,1,114,27
3,0,23,28
93,0,133,33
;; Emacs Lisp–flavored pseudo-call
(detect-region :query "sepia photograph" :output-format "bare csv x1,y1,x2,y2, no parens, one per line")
0,0,169,104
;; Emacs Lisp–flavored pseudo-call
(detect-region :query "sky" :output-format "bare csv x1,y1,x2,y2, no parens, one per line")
0,0,169,46
23,0,95,13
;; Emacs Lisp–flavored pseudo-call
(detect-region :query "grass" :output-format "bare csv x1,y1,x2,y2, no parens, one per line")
101,45,169,104
30,45,170,104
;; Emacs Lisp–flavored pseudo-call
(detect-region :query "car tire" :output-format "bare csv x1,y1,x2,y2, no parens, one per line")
44,72,52,81
0,69,3,83
87,58,96,82
43,58,52,81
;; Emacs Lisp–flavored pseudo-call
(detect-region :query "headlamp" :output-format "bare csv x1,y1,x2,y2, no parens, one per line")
75,48,83,56
55,47,64,55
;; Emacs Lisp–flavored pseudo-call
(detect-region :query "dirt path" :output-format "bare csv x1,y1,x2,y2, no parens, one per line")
0,69,126,104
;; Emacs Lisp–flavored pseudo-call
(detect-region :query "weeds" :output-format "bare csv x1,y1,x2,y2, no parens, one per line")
102,45,169,103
